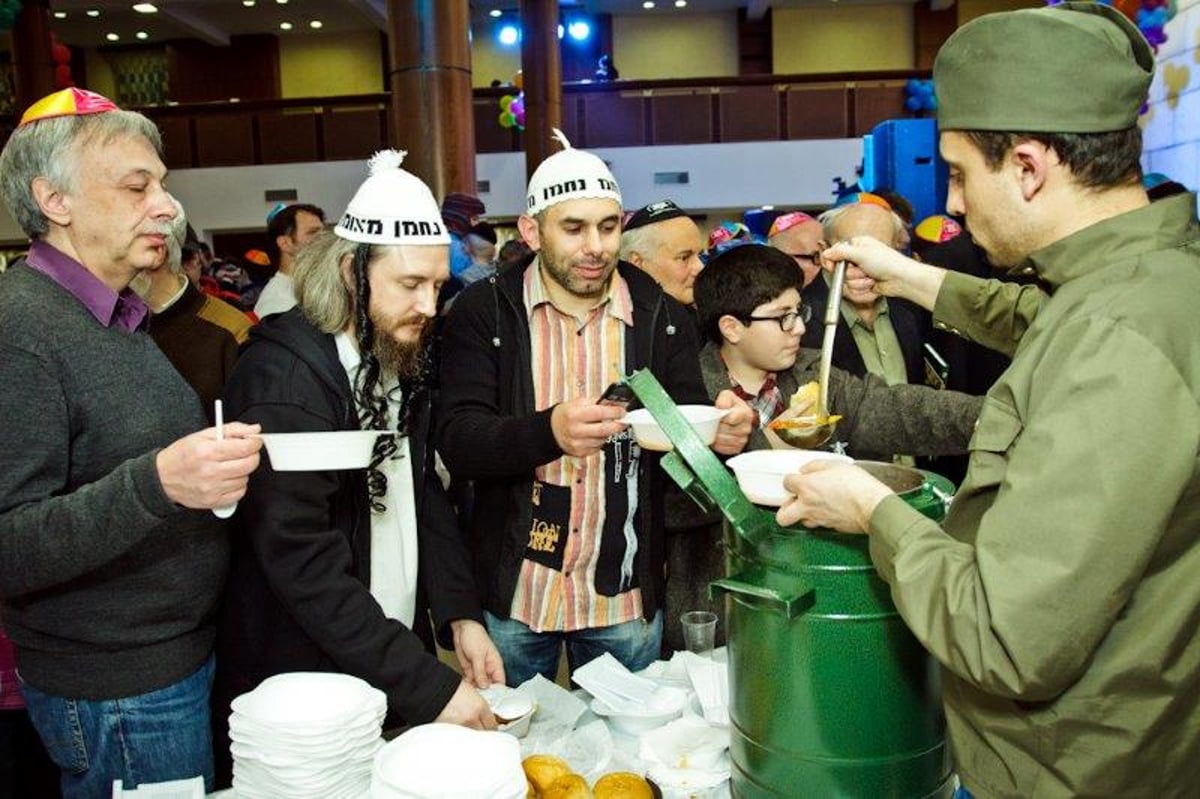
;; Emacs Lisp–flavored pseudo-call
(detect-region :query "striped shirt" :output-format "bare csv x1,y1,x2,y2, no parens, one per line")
509,259,643,632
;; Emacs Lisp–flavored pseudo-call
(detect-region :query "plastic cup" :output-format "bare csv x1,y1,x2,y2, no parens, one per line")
680,611,717,658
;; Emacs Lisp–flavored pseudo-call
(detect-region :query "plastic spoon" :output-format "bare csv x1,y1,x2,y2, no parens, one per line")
213,399,238,519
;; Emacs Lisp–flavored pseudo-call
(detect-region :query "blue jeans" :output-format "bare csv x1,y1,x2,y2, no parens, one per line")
485,610,663,687
21,655,215,799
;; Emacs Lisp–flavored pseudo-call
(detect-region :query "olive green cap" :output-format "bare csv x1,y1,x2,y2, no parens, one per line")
934,2,1154,133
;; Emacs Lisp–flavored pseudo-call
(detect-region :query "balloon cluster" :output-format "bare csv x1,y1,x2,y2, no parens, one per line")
0,0,24,31
1048,0,1177,52
904,79,936,115
497,70,525,131
52,33,74,90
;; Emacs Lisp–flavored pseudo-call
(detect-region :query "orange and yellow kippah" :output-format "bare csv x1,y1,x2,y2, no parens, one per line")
19,88,119,127
833,191,893,211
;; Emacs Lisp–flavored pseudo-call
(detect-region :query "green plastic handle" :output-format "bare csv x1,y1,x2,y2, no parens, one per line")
661,451,717,513
710,571,815,620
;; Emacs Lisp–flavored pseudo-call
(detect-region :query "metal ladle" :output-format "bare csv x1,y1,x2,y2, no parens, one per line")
771,260,847,449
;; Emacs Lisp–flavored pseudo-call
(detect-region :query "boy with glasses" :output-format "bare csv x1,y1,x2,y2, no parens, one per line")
694,244,981,460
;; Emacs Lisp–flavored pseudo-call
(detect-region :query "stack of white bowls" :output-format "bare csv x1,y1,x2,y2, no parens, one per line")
370,723,527,799
229,672,387,799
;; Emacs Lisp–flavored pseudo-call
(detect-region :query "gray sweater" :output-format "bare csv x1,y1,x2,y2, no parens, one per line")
0,263,226,699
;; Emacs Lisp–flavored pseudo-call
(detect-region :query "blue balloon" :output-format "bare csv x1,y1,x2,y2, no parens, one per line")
905,96,923,113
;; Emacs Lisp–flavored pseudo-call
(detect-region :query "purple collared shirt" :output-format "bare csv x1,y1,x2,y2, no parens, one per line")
25,240,149,332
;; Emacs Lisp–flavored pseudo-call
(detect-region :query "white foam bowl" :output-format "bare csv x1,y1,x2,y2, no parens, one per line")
258,430,393,471
624,406,730,452
726,449,853,507
479,686,535,738
590,685,690,735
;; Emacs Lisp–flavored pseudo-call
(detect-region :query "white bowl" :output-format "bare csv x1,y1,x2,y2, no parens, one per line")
624,406,730,452
726,449,853,507
258,430,392,471
479,686,535,738
590,685,690,735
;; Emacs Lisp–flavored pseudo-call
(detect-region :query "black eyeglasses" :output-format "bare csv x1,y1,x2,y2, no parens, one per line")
741,306,811,332
789,251,822,266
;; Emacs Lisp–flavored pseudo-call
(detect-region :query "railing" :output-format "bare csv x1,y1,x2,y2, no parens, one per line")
0,70,930,170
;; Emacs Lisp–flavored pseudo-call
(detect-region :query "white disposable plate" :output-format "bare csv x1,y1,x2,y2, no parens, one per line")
623,406,730,452
258,430,393,471
231,672,386,727
726,449,853,507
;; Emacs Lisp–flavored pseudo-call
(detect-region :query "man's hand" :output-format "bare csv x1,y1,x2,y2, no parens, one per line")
433,679,497,730
775,461,893,532
450,619,506,689
712,391,753,455
550,396,628,458
156,423,262,509
823,236,946,311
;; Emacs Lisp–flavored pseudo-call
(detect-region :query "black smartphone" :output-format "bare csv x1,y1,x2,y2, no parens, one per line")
597,382,638,411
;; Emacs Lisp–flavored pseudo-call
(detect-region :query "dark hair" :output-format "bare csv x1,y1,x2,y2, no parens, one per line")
469,221,497,244
267,203,326,262
497,238,533,269
965,127,1143,190
694,244,804,345
347,243,433,512
874,190,914,226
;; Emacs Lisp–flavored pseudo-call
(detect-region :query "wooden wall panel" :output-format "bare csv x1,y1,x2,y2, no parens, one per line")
651,92,712,145
257,110,319,164
785,86,848,139
581,92,646,147
853,83,907,136
323,106,386,161
194,113,254,166
719,85,780,142
155,115,194,170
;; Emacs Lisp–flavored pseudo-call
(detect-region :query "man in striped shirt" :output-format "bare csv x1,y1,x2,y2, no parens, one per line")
438,132,753,685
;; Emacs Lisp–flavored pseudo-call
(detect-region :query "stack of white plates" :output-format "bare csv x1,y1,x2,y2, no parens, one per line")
229,672,387,799
370,723,527,799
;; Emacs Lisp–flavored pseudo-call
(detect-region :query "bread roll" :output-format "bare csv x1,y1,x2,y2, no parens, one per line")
593,771,654,799
789,381,820,414
523,755,574,795
543,773,593,799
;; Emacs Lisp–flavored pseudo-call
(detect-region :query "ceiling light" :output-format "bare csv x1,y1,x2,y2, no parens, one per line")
497,24,519,46
136,30,149,39
309,19,322,28
279,21,293,30
53,10,67,17
242,0,255,5
675,0,687,6
86,9,101,17
557,23,563,39
132,3,157,13
489,8,501,17
105,32,119,41
276,0,288,4
642,1,655,8
567,20,590,41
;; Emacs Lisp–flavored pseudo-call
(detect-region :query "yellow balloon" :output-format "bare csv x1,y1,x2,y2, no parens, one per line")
498,110,515,129
499,94,514,111
512,70,524,91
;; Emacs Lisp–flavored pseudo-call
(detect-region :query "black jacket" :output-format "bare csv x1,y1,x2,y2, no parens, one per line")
214,309,478,741
436,259,709,623
801,275,930,384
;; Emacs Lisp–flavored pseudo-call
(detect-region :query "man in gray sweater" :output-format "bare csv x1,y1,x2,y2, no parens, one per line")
0,88,261,799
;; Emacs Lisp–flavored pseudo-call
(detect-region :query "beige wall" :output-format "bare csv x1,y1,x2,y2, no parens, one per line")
279,31,383,98
773,5,914,74
957,0,1041,25
471,26,522,88
612,12,739,80
84,49,117,99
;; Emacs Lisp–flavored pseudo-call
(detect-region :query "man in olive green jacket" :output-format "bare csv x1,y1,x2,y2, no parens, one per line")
778,4,1200,797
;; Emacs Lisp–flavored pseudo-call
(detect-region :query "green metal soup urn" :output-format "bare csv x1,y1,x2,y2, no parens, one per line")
626,371,955,799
